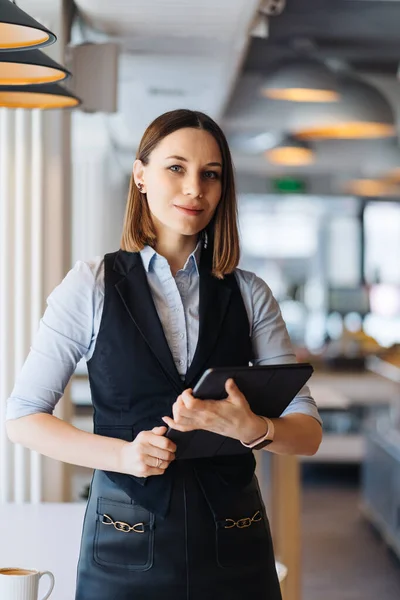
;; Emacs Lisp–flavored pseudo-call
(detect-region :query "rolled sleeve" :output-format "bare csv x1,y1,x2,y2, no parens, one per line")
6,261,96,420
236,269,322,426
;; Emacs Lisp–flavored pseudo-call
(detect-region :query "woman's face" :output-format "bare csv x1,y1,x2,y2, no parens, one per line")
134,127,223,239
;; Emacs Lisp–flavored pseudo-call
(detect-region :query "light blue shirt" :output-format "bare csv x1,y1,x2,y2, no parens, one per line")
6,244,322,426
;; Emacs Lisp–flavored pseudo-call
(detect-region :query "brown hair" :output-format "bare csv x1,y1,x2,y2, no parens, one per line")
120,109,240,278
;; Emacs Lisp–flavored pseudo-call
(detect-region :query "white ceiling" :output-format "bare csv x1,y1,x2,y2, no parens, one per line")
72,0,261,150
75,0,256,48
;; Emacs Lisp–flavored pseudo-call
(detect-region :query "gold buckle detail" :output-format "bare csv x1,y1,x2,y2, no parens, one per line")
224,510,262,530
102,514,145,534
237,518,251,529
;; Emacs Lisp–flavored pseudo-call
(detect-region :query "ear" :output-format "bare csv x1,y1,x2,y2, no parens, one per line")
133,159,146,191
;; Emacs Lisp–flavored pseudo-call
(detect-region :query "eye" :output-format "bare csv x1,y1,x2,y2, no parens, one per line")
168,165,184,173
203,170,220,180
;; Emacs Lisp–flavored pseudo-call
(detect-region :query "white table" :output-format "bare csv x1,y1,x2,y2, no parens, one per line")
0,503,287,599
0,503,85,600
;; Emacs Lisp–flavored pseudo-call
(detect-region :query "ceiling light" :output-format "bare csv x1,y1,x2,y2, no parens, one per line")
261,59,340,103
0,49,69,85
266,136,315,166
0,83,81,109
0,0,56,51
294,76,395,140
383,168,400,184
343,178,399,197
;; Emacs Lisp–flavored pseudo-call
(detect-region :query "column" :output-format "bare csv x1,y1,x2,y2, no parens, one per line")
0,108,48,503
0,109,16,503
0,0,72,503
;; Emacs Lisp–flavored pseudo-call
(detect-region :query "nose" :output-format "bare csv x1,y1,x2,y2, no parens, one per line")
183,174,203,199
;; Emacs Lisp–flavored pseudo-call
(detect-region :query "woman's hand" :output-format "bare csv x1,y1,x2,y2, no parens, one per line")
119,426,176,477
162,379,266,443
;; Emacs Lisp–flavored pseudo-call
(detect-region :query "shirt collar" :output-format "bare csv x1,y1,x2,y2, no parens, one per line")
140,239,202,276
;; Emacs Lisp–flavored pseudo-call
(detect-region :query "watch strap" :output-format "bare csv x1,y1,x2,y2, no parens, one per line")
240,417,274,450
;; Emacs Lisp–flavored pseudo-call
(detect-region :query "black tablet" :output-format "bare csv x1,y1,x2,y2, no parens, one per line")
166,362,313,459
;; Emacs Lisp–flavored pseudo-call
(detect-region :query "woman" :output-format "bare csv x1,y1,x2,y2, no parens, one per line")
6,109,322,600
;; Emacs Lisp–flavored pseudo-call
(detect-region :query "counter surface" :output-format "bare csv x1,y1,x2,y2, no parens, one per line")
0,503,85,600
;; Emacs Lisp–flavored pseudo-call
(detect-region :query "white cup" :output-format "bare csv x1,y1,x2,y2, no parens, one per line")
0,568,55,600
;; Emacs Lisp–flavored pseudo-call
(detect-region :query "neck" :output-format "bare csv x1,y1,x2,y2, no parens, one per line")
154,231,199,276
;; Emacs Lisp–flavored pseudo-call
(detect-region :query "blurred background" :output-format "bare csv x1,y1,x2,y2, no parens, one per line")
1,1,400,599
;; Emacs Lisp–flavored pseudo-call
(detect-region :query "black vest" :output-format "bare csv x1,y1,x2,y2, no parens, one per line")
87,248,256,517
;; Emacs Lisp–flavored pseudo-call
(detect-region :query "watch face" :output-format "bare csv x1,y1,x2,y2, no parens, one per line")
253,439,273,450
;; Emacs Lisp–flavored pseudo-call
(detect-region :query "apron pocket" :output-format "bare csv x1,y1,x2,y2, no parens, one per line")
215,489,270,569
94,497,155,571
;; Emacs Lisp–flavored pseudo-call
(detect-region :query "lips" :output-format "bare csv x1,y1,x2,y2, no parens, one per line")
174,205,204,216
175,205,203,211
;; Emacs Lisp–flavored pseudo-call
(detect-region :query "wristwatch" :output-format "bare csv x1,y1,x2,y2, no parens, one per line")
240,416,275,450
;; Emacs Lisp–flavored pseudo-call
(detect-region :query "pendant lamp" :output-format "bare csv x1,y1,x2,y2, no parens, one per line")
0,49,69,84
266,136,315,166
383,168,400,185
0,0,56,50
261,59,340,103
0,82,81,109
343,178,399,197
293,76,396,140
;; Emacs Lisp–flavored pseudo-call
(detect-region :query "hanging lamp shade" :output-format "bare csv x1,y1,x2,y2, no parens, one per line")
266,136,315,166
0,49,69,84
293,76,396,140
343,177,399,197
382,167,400,185
0,82,81,109
261,59,340,103
0,0,56,50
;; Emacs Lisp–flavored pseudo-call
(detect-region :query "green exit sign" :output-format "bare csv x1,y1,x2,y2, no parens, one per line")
272,177,306,194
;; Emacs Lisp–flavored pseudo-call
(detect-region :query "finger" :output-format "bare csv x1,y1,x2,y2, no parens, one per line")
172,397,186,420
165,408,193,427
151,426,168,435
225,378,236,392
225,378,243,400
162,416,194,432
146,445,175,462
181,389,198,409
149,429,177,453
144,455,170,470
174,395,191,411
145,434,176,458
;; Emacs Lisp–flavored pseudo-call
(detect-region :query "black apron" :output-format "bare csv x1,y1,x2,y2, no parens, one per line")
74,248,282,599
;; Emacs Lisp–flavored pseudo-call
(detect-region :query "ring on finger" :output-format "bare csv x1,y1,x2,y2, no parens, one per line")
156,457,162,469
